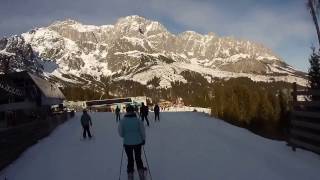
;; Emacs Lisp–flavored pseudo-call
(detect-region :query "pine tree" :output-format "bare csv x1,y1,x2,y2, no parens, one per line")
255,91,274,128
308,48,320,100
278,90,291,133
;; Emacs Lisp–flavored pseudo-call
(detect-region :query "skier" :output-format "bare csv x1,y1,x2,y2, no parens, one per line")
154,104,160,122
80,109,93,139
115,105,121,122
140,103,150,126
118,105,147,179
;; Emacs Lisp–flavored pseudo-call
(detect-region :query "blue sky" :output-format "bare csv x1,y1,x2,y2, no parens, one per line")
0,0,316,72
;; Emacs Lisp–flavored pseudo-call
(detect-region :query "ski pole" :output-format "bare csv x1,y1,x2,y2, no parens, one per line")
118,147,124,180
143,146,153,180
90,125,95,139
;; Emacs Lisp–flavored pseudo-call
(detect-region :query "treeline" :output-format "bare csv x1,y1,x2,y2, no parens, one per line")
170,71,212,107
209,78,292,139
61,72,294,139
60,79,163,101
170,72,292,139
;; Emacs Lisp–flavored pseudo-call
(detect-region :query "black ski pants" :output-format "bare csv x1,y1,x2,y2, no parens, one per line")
141,115,150,126
154,112,160,121
116,113,120,122
82,125,92,138
124,144,144,173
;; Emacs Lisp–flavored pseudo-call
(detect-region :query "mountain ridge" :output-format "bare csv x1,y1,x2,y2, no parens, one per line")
0,15,307,88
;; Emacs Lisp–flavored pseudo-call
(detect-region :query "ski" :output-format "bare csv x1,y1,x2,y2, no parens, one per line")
126,169,149,180
138,168,150,180
127,172,134,180
80,136,95,141
137,169,146,180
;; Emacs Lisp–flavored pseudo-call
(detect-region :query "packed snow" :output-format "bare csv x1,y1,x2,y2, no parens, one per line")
1,112,319,180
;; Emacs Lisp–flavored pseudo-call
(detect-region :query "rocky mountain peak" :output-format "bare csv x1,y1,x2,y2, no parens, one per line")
117,15,147,23
0,35,42,73
0,15,307,87
114,15,168,37
50,19,82,28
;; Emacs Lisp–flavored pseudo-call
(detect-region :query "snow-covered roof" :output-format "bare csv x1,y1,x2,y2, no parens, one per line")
28,73,65,99
0,71,65,107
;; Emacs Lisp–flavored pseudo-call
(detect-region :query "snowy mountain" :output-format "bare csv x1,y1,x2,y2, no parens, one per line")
0,36,42,73
0,15,307,87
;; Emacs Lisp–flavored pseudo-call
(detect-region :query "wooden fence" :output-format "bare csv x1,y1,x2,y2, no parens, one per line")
289,83,320,154
0,111,74,170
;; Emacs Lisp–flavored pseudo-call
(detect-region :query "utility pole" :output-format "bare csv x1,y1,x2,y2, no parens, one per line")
308,0,320,47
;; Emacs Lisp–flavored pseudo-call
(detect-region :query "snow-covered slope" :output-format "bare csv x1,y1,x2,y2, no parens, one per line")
0,15,307,87
0,112,319,180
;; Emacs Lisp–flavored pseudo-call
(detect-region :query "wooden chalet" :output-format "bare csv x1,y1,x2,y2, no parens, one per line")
0,72,72,170
289,83,320,154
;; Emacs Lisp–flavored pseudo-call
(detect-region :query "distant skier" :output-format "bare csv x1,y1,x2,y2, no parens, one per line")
115,105,121,122
81,109,92,139
154,104,160,122
118,105,147,178
140,103,150,126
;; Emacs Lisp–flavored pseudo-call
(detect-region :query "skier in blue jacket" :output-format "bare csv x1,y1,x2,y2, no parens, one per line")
118,104,146,175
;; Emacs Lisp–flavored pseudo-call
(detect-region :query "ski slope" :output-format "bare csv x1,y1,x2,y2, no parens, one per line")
1,112,319,180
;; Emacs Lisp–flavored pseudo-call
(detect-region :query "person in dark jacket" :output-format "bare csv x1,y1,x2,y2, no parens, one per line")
140,103,150,126
81,109,92,139
115,105,121,122
154,104,160,122
118,105,146,175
